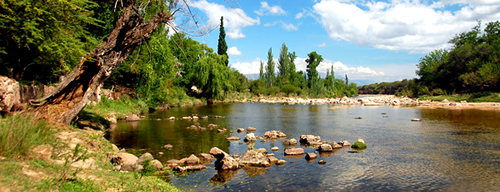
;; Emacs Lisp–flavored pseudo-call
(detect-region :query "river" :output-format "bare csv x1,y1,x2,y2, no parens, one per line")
107,103,500,191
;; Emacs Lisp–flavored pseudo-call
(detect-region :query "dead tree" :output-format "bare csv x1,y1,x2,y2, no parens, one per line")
31,3,173,124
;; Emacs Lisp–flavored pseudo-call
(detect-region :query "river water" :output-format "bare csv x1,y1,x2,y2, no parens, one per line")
107,103,500,191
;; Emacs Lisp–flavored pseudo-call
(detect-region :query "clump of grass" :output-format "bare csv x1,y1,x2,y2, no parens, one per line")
0,113,53,158
351,142,367,149
84,97,148,119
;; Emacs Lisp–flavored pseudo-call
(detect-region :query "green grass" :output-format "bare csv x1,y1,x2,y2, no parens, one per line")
0,113,54,158
83,97,148,119
418,92,500,102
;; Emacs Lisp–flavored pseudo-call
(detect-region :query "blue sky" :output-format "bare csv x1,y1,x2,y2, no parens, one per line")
174,0,500,84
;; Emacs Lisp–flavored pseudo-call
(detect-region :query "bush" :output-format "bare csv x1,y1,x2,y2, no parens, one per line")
266,87,280,96
281,84,299,96
0,114,53,158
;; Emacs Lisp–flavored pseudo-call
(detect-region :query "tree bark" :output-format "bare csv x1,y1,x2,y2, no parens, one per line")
31,4,172,124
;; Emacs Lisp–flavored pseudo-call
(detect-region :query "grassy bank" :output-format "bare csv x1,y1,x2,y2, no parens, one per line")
0,113,180,192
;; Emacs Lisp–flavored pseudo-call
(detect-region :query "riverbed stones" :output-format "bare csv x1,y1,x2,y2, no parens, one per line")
227,136,241,141
284,138,298,146
184,154,201,165
305,152,317,160
151,159,163,170
271,146,279,151
318,144,333,152
247,127,257,132
339,140,352,146
329,141,343,149
116,152,138,171
276,160,287,165
268,156,279,164
173,165,207,172
318,160,326,164
244,133,257,142
209,147,240,170
239,150,271,167
168,116,175,120
299,135,321,145
256,148,268,154
163,144,173,150
263,130,287,139
284,148,305,156
237,128,245,133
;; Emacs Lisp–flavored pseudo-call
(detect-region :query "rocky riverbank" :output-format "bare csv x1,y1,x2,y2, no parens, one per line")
250,95,500,110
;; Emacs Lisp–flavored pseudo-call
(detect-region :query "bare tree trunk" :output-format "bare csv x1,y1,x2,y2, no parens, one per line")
31,4,172,124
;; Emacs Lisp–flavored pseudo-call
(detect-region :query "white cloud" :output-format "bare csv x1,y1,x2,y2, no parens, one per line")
231,56,416,83
227,47,242,56
189,0,260,40
295,57,385,79
296,12,304,19
318,42,327,47
281,21,300,31
264,21,278,27
255,2,286,16
313,0,500,53
230,58,264,74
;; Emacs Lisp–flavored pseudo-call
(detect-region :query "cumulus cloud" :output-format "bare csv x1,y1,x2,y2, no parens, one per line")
255,2,286,16
294,57,385,79
227,47,242,56
313,0,500,53
230,58,265,74
281,21,300,31
264,21,278,27
318,42,327,47
296,12,304,19
189,0,260,40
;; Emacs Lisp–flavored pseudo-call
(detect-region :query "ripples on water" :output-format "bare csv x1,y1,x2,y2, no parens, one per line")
107,103,500,191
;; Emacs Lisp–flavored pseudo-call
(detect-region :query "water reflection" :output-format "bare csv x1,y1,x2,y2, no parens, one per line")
108,103,500,191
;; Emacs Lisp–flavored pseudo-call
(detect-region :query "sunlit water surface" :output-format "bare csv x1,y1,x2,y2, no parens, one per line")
107,103,500,191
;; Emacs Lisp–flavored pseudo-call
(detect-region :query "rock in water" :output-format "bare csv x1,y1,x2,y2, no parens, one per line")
284,148,305,156
239,150,271,167
244,133,257,142
305,152,317,160
209,147,240,170
318,144,333,152
185,154,201,165
299,135,321,145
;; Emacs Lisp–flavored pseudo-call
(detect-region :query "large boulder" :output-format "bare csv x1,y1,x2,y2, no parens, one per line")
299,135,321,145
284,148,305,156
244,133,257,142
209,147,239,170
0,76,20,112
184,154,201,165
239,150,271,167
318,144,333,152
197,153,214,162
117,152,139,171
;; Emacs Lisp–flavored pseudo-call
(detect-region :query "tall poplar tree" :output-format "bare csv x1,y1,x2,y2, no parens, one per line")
217,16,228,66
265,48,275,88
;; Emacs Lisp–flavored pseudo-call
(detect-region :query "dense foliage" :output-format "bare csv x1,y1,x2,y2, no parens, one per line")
0,0,247,107
359,21,500,97
254,43,357,98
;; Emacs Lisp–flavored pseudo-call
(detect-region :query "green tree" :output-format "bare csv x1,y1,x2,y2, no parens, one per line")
0,0,101,82
265,48,276,88
306,51,323,97
217,16,228,66
259,61,264,80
